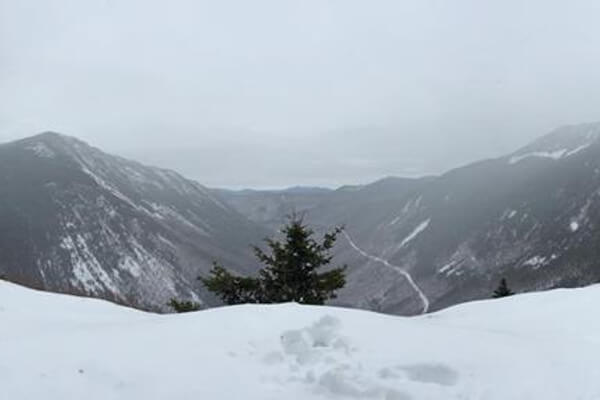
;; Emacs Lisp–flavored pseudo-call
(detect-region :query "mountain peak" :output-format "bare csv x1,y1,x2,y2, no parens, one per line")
19,131,69,143
537,121,600,145
27,131,88,147
0,130,265,311
7,131,90,157
508,122,600,164
33,130,69,139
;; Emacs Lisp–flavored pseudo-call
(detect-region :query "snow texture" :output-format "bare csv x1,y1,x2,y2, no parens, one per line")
1,281,599,399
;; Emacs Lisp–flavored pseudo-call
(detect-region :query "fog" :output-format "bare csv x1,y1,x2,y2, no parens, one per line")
2,0,600,188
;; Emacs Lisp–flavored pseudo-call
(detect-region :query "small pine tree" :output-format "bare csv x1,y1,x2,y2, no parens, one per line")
200,215,347,305
492,278,515,298
167,298,201,313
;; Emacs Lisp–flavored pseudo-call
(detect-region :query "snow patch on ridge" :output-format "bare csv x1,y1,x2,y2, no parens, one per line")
399,219,430,248
389,196,423,226
523,254,557,269
523,256,546,269
501,209,517,220
508,143,591,164
26,142,55,158
565,143,592,157
439,260,461,276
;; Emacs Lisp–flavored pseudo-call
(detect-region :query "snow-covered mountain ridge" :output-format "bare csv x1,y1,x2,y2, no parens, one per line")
1,280,597,399
0,132,267,310
507,122,600,164
219,122,600,314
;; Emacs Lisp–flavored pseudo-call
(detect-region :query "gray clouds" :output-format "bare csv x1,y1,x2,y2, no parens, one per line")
2,0,600,187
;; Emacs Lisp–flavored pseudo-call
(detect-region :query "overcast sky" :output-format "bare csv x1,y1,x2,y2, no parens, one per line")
2,0,600,188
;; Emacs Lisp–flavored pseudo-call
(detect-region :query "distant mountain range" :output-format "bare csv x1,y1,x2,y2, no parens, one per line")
2,123,600,314
214,186,333,230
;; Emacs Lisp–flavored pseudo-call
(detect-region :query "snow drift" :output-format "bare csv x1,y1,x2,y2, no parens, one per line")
0,281,598,399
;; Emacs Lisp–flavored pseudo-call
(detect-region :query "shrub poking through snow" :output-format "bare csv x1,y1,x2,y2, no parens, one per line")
200,215,347,305
492,278,515,298
167,298,201,313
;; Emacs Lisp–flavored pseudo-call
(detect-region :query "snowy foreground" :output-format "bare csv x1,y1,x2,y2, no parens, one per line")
1,282,599,399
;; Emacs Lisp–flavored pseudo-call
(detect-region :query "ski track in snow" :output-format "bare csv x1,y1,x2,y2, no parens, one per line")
342,230,430,314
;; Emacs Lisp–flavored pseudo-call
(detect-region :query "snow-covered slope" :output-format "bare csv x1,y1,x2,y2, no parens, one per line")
218,122,600,315
1,281,598,399
6,124,600,317
0,132,268,310
507,122,600,164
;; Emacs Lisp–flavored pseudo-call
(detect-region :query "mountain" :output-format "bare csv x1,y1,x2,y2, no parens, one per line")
214,186,333,230
0,132,268,310
220,122,600,315
2,280,598,399
4,123,600,316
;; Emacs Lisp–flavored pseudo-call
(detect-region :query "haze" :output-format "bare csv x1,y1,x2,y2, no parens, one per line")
2,0,600,188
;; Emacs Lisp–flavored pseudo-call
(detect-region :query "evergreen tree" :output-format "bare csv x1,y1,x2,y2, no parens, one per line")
200,264,262,305
200,215,347,305
492,278,515,298
167,298,201,313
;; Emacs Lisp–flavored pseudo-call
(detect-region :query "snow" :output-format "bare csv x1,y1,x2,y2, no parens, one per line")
80,166,142,211
60,234,120,295
389,197,422,227
145,202,211,236
501,209,517,220
523,255,548,269
438,260,461,276
399,219,430,248
508,143,591,164
117,255,143,278
389,215,403,226
509,149,568,164
565,143,592,156
570,221,580,232
2,281,600,399
26,142,56,158
1,282,600,399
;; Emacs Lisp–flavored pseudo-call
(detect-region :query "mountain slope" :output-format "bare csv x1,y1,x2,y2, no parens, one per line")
4,123,600,316
220,122,600,315
328,123,600,313
1,280,598,399
0,132,267,310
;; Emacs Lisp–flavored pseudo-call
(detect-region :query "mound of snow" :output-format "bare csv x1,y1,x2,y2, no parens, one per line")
1,281,599,399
